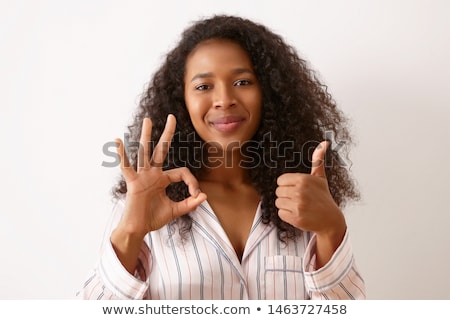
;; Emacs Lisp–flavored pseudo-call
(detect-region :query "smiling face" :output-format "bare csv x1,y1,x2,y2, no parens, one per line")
184,39,262,152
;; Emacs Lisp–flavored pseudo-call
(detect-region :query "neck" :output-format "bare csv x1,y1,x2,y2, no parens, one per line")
200,148,250,186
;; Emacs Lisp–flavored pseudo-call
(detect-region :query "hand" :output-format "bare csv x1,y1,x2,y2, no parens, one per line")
114,114,207,238
275,141,346,238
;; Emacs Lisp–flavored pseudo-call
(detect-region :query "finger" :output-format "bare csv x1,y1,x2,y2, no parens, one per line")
138,118,152,170
277,172,300,186
115,138,136,181
277,208,293,221
275,197,293,211
172,192,208,218
310,141,329,178
275,185,295,198
164,167,201,197
151,114,176,167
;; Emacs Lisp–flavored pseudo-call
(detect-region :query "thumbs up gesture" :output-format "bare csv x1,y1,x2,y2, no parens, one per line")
275,141,346,267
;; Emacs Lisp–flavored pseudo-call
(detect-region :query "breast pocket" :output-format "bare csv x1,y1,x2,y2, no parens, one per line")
263,255,306,300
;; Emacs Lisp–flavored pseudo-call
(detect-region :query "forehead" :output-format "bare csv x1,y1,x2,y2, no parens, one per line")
185,39,253,73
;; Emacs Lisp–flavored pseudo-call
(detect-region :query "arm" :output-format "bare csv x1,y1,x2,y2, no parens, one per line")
78,115,206,299
77,199,152,300
303,230,366,299
275,141,365,299
275,141,348,268
109,115,206,275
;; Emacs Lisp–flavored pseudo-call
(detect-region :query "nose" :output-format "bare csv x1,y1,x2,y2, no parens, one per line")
213,84,236,109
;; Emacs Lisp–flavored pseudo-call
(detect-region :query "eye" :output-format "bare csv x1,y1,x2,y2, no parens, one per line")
234,79,251,86
195,84,210,91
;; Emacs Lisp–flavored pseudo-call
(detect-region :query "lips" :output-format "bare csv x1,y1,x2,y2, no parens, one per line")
210,115,245,132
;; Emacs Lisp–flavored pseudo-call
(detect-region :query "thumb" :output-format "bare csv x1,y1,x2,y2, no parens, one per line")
311,141,329,178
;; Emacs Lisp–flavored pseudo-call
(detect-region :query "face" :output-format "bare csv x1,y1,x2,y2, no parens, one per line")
184,39,262,152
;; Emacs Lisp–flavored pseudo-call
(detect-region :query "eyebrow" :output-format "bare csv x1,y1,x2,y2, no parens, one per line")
190,68,254,82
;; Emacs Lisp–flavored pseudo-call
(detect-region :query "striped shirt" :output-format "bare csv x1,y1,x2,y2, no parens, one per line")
79,199,365,300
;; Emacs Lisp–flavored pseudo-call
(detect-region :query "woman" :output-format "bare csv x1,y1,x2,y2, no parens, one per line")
79,15,365,300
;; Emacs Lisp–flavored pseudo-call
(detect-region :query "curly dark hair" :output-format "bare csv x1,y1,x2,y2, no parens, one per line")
113,14,360,241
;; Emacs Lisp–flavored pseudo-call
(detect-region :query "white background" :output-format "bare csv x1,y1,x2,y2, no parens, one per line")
1,0,449,299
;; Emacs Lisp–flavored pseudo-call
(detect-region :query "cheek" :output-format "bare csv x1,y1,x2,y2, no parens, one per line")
185,96,207,128
250,91,263,120
184,93,197,115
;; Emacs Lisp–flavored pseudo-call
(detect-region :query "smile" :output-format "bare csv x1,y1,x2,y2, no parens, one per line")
210,116,245,132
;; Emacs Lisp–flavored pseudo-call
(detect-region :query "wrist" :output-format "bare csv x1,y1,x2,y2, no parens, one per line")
314,213,347,269
111,224,147,248
315,208,346,241
110,226,146,275
316,220,346,243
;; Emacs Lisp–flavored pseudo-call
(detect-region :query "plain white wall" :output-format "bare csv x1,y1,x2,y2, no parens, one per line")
1,0,449,299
